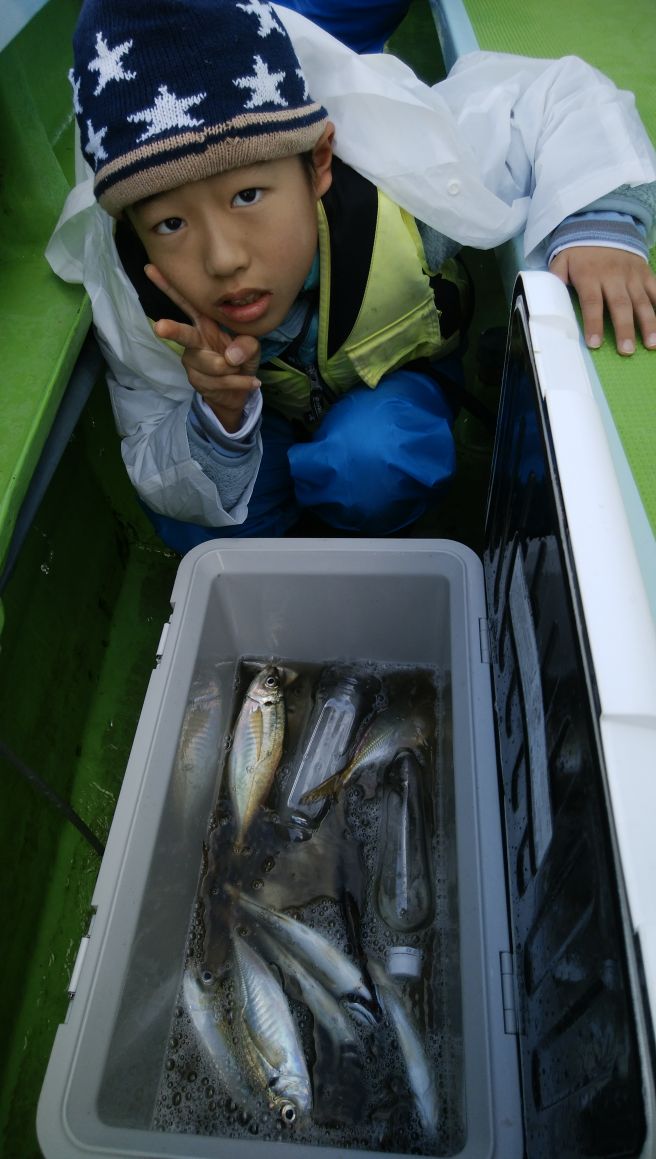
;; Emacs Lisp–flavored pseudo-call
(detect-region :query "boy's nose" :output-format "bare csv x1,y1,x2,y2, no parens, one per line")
202,222,249,278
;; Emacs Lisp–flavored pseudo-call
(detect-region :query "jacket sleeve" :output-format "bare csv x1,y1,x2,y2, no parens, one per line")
105,352,262,526
277,6,656,256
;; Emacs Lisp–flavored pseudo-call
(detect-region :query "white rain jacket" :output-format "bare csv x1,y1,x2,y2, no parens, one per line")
46,6,656,527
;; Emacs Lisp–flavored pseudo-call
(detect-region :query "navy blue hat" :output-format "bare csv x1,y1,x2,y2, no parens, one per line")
70,0,328,215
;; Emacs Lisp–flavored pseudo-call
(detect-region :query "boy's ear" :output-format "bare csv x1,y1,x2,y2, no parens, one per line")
311,122,335,198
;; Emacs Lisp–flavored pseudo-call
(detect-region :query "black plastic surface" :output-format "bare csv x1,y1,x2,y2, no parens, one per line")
484,286,646,1158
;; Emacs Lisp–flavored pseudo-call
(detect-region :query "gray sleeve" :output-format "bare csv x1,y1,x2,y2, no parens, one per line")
415,220,461,273
186,413,261,514
581,182,656,236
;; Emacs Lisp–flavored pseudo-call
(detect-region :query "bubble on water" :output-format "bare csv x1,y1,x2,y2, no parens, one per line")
151,659,465,1152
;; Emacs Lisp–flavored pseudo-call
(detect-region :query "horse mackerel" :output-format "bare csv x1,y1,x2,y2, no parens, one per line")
227,665,287,845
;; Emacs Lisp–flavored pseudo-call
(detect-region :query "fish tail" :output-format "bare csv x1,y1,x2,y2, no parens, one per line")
299,768,347,805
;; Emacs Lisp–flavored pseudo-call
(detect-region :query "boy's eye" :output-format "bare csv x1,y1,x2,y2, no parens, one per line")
233,188,262,207
154,217,185,235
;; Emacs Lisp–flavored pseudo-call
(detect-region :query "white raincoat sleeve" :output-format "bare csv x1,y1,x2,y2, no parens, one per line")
46,11,656,526
46,173,262,527
277,7,656,256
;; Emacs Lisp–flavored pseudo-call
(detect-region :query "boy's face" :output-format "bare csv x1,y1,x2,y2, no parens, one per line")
128,139,333,338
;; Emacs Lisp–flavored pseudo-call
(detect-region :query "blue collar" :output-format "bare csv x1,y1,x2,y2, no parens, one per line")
258,251,320,364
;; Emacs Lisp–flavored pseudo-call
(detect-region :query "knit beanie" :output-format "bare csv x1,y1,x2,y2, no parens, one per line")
70,0,328,216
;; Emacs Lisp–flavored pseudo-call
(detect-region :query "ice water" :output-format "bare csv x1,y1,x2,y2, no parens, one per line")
151,658,465,1156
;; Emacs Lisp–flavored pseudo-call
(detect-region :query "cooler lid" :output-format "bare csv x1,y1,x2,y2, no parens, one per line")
484,272,656,1158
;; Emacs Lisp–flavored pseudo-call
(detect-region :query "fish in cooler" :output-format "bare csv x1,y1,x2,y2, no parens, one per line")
235,890,381,1027
369,958,440,1143
227,665,288,846
231,932,312,1125
300,698,433,805
181,964,246,1106
254,928,365,1125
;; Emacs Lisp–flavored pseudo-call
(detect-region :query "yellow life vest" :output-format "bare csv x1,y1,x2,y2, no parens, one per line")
259,159,469,427
114,159,469,430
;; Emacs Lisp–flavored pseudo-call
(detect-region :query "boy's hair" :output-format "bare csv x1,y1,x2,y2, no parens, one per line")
70,0,328,216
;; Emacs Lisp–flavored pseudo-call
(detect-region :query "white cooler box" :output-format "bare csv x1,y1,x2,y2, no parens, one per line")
37,274,656,1159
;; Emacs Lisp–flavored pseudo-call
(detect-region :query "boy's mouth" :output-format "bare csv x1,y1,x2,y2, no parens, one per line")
216,289,271,325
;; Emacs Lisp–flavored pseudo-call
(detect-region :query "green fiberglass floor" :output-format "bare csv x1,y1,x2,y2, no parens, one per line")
0,383,179,1158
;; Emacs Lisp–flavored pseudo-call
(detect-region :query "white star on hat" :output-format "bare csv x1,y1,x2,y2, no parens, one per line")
296,68,309,100
236,0,284,37
85,119,108,165
68,69,82,115
128,85,206,142
88,32,136,96
234,55,288,109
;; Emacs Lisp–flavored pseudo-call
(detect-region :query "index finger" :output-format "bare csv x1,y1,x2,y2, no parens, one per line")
145,262,231,354
154,316,209,351
145,263,201,326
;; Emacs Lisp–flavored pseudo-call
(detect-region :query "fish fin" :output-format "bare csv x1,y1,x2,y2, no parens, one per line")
299,769,346,804
249,703,264,759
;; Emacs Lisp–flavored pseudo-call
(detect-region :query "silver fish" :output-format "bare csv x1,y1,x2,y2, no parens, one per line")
231,932,312,1124
227,666,287,845
300,700,433,805
256,931,365,1127
236,891,379,1026
181,965,245,1104
256,928,360,1048
368,959,439,1140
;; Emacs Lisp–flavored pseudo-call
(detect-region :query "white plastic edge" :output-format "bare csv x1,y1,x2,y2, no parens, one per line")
520,269,656,1026
1,0,50,52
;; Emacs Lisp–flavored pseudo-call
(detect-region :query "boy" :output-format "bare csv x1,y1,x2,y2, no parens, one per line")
49,0,656,549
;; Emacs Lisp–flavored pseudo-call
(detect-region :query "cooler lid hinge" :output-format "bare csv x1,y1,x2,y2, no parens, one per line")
68,936,90,998
479,617,491,664
67,909,97,1001
500,950,518,1034
155,618,171,664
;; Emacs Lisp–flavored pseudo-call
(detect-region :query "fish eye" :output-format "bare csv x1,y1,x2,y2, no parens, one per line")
279,1102,297,1125
265,674,278,687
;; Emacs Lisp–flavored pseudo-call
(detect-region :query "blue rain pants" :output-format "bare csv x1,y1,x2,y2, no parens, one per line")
144,367,458,553
275,0,412,53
